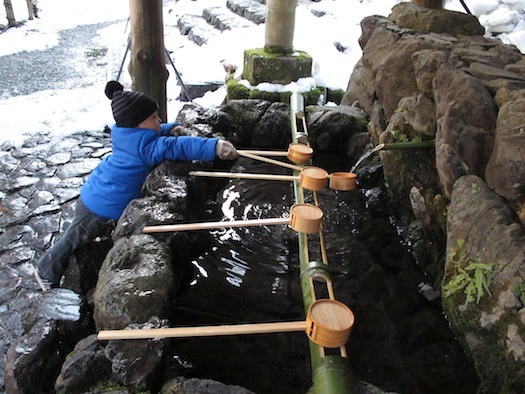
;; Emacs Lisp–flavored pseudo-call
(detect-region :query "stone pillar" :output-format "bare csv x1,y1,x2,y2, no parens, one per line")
264,0,297,54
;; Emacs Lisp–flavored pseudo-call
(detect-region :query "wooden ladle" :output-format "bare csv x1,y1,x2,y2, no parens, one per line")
238,143,313,165
143,203,324,235
97,299,354,348
189,166,329,191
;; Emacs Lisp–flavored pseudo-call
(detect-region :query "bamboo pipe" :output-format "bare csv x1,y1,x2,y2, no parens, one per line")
189,171,298,182
290,93,354,393
238,150,303,171
98,321,306,341
143,217,290,233
379,140,435,150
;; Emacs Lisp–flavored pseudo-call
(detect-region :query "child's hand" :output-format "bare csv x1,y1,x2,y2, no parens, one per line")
216,140,237,160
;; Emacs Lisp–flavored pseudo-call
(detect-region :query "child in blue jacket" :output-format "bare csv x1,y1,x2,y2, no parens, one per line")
34,80,237,291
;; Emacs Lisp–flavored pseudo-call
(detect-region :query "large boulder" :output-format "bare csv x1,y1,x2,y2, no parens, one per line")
161,376,254,393
434,64,496,197
54,335,112,393
4,319,62,393
93,235,177,330
217,99,272,146
485,98,525,224
305,105,368,154
443,175,525,393
390,2,485,36
103,322,167,391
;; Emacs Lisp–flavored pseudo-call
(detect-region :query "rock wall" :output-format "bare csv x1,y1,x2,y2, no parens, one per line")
341,3,525,392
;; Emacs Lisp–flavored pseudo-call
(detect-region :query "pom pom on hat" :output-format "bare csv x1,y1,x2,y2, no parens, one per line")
105,80,124,99
104,80,159,127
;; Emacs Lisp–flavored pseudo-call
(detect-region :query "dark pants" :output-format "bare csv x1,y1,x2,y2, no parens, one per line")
37,198,113,285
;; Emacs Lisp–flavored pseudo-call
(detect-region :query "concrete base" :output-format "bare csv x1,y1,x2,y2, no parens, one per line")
243,48,312,85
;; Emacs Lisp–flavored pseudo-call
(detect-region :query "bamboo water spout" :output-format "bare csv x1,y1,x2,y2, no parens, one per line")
377,140,435,151
289,92,355,393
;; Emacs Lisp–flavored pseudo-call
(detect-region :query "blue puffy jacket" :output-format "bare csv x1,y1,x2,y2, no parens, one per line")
80,122,218,220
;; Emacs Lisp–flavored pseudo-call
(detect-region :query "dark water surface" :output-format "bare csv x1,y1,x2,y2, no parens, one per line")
165,157,478,394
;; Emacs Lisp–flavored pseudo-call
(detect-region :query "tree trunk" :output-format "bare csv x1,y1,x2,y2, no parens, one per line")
265,0,297,54
26,0,34,20
4,0,17,27
129,0,168,121
411,0,444,8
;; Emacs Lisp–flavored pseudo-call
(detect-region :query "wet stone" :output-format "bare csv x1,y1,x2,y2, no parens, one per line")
56,177,84,189
10,148,32,159
10,176,39,191
55,158,100,179
0,152,18,172
81,142,104,149
92,147,111,158
0,226,36,251
32,204,61,216
53,188,80,204
71,147,94,158
39,176,61,189
46,152,71,166
49,137,82,154
28,232,53,250
25,159,47,172
29,212,61,234
1,247,36,266
0,276,23,304
29,191,56,207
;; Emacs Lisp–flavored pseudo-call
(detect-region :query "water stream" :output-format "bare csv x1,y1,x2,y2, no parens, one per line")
165,155,478,394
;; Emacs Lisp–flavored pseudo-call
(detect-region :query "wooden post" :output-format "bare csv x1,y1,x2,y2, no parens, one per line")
3,0,17,27
128,0,168,122
26,0,34,20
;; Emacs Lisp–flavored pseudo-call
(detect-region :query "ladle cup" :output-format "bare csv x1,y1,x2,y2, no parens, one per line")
329,172,357,191
143,203,324,235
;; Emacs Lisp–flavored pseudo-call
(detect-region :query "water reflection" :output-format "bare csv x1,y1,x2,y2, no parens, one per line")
173,155,478,394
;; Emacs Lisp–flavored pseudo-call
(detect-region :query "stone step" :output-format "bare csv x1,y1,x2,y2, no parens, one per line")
203,6,257,31
226,0,266,25
177,14,216,46
177,1,263,46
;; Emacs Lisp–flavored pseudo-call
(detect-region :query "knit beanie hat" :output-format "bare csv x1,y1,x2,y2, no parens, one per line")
104,80,159,127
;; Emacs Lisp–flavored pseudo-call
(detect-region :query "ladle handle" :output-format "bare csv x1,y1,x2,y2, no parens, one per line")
143,217,291,233
238,151,302,171
237,150,288,157
189,171,299,181
97,321,306,340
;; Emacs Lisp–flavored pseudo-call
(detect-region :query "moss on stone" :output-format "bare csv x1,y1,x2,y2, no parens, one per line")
226,78,322,105
304,88,322,105
89,380,129,392
243,48,313,85
245,47,311,60
327,88,345,104
226,79,249,100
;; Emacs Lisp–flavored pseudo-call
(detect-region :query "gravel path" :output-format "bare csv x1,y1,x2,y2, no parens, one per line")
0,21,117,99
